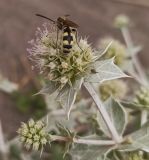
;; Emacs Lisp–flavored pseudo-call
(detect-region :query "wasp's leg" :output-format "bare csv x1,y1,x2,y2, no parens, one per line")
56,27,59,50
75,30,83,52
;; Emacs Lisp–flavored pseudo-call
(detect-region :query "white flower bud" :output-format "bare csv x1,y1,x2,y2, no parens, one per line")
20,136,26,142
61,62,68,69
76,58,82,65
28,119,35,127
34,135,40,141
21,128,29,136
49,62,56,69
50,48,56,56
26,138,33,145
33,142,40,151
134,87,149,108
41,138,47,145
30,128,36,134
48,73,54,80
60,77,68,84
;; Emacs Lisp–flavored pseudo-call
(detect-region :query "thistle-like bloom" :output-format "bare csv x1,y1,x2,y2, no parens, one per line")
99,79,127,101
98,38,127,66
28,23,96,88
17,119,49,151
128,152,144,160
27,23,128,118
114,14,130,28
134,87,149,108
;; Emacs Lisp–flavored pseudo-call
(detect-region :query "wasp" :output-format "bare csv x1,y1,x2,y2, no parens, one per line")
36,14,81,54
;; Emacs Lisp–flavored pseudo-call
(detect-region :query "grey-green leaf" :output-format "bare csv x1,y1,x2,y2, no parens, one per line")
119,122,149,152
56,85,77,119
56,79,83,119
85,58,129,83
35,81,59,95
97,98,127,137
127,45,142,57
95,41,113,61
121,101,149,111
71,143,113,160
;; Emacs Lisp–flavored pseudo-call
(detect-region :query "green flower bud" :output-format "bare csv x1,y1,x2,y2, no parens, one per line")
128,152,144,160
17,119,49,151
98,38,127,66
134,87,149,108
99,80,127,101
114,14,130,28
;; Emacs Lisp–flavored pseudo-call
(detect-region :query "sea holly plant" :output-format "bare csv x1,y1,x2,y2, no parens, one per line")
27,23,127,121
16,15,149,160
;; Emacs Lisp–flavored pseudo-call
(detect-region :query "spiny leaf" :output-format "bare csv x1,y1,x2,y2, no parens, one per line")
56,79,83,119
119,122,149,152
56,123,74,137
71,143,113,160
121,101,149,111
97,98,127,137
95,41,113,61
35,81,59,95
121,59,134,72
127,45,142,57
56,123,76,157
85,58,129,83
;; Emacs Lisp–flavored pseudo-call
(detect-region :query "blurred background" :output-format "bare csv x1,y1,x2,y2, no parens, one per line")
0,0,149,158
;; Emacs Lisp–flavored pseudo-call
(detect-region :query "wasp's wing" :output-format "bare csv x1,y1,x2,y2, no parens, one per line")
64,19,79,28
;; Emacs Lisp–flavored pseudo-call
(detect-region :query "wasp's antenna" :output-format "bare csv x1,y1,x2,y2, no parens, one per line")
36,14,56,23
64,14,70,17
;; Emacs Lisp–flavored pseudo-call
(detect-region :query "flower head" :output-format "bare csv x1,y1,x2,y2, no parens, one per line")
134,87,149,108
28,24,96,87
128,152,144,160
114,14,130,28
98,38,127,66
17,119,49,151
99,79,127,101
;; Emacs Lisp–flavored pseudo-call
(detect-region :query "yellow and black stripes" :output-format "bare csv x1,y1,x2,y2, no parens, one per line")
62,26,76,54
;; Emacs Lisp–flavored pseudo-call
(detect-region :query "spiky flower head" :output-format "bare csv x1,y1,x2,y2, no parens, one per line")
98,38,127,66
28,23,96,88
17,119,49,151
99,79,127,101
128,152,144,160
114,14,130,28
134,87,149,108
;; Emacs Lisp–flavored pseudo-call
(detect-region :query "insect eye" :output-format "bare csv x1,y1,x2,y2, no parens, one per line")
72,28,76,32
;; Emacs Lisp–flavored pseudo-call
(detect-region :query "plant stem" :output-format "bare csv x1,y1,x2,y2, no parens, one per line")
0,122,8,160
141,110,148,126
51,135,115,146
121,27,148,86
83,82,121,143
121,27,148,125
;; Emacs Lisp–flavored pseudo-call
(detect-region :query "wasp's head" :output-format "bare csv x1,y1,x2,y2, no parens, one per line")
57,17,65,29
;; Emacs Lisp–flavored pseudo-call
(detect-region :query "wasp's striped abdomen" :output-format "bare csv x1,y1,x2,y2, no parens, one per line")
62,26,76,54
